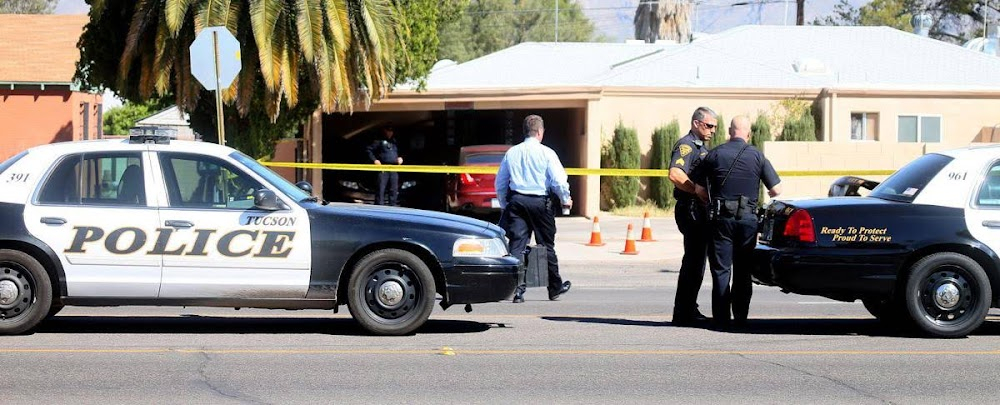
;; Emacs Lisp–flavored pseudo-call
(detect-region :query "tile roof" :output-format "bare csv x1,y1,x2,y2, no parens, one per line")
0,14,88,84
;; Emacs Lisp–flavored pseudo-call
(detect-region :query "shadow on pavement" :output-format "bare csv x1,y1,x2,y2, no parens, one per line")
543,316,1000,338
36,316,491,336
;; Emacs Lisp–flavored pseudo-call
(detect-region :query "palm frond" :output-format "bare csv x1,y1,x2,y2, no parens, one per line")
117,0,157,88
153,17,177,94
295,0,324,62
281,43,300,107
165,0,194,36
250,0,285,90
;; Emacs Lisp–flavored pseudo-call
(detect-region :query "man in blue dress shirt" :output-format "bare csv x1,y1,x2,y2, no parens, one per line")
495,114,573,303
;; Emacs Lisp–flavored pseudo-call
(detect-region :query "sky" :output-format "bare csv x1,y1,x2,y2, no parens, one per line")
57,0,867,42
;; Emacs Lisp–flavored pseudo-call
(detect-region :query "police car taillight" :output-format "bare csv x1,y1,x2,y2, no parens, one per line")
783,209,816,243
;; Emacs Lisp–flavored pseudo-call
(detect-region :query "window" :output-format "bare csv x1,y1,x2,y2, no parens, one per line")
869,153,952,203
37,153,145,206
898,115,942,143
850,112,879,141
977,163,1000,207
159,153,263,210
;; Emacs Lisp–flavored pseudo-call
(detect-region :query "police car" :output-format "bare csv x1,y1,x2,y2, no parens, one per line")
755,145,1000,337
0,134,519,336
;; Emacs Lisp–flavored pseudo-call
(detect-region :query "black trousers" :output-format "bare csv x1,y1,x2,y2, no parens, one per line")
500,193,563,294
376,171,398,206
708,215,758,323
672,200,708,318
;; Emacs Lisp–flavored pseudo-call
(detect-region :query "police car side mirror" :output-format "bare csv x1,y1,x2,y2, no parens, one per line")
253,189,282,211
295,181,313,194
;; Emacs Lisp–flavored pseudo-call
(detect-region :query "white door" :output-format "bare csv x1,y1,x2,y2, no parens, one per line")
23,150,162,297
965,159,1000,254
152,151,311,298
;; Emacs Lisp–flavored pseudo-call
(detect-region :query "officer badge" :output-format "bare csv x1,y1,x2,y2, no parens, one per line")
679,144,692,157
674,158,685,166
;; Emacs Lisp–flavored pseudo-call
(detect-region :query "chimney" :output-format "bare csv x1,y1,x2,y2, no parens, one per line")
911,13,932,36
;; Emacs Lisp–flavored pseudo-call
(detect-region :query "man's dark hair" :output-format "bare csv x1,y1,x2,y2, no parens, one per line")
691,107,717,122
523,115,544,136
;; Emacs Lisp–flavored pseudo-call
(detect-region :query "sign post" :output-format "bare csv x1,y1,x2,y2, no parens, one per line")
190,27,241,145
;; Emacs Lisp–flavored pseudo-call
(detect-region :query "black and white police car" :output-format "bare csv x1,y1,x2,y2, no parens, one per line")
755,145,1000,337
0,134,519,336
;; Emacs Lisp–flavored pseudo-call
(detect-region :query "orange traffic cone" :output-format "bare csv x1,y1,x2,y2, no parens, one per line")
639,211,656,242
621,223,639,255
586,216,606,246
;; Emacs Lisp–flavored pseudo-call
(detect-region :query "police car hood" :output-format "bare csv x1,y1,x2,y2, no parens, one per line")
313,202,503,237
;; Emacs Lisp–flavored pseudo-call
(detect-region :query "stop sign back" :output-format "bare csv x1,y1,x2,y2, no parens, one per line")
189,27,241,91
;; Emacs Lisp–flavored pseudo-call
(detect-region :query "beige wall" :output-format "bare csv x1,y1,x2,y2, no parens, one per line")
827,93,1000,147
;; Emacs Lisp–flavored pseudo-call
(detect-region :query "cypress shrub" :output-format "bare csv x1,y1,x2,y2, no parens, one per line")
610,121,641,208
711,114,728,148
649,120,681,209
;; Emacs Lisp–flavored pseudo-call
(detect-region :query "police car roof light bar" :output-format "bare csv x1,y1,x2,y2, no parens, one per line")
128,126,177,144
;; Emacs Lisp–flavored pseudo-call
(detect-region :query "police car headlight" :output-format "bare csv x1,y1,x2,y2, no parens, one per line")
339,180,360,190
453,238,508,258
401,180,417,190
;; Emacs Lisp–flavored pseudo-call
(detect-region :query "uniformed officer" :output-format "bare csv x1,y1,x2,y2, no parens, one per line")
366,124,404,206
693,115,782,327
669,106,717,326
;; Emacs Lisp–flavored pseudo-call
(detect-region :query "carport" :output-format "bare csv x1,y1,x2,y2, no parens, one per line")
306,89,597,215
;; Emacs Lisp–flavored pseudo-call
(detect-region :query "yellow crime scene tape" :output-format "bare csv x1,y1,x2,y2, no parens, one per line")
259,161,895,178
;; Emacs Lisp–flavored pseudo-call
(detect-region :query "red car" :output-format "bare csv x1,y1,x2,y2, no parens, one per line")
446,144,511,214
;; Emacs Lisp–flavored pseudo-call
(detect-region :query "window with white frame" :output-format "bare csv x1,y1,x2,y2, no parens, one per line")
850,112,879,141
898,115,942,143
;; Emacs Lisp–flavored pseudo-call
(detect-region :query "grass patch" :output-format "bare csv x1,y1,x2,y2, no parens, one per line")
607,201,673,217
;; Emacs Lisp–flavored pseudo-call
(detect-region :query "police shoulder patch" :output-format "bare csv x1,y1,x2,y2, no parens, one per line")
679,144,693,157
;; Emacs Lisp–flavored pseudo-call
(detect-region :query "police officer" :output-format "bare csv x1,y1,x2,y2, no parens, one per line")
669,106,717,326
693,115,782,328
366,124,403,205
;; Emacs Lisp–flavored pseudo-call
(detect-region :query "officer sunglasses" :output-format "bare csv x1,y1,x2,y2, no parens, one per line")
699,120,717,130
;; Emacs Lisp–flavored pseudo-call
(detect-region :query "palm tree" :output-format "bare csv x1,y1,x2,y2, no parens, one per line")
634,0,692,43
85,0,397,124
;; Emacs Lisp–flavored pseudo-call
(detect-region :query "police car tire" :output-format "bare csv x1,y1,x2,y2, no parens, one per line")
903,252,991,338
347,249,435,336
0,250,52,335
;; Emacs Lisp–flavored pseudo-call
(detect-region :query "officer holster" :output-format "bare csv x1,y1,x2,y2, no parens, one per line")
713,196,754,220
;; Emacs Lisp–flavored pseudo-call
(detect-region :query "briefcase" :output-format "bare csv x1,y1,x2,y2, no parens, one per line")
523,245,548,288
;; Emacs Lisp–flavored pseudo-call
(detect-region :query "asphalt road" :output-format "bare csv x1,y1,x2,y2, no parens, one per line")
7,260,1000,404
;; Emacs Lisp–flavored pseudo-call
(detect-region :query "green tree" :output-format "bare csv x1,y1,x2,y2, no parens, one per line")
711,114,727,148
438,0,600,63
76,0,441,157
750,114,770,202
0,0,57,13
814,0,988,43
649,120,680,209
779,113,817,141
609,121,640,209
103,99,172,135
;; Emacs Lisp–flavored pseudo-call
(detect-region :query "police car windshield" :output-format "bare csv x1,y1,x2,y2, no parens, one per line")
0,151,27,175
869,153,953,203
230,152,311,202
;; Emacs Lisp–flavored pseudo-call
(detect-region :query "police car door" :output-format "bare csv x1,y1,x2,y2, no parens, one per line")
966,158,1000,254
151,150,311,298
23,148,163,297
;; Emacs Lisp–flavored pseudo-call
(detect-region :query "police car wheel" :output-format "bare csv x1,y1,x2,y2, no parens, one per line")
0,250,52,335
46,304,64,319
347,249,435,336
903,252,991,338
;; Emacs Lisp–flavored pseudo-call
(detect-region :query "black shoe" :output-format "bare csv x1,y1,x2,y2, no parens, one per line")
672,310,709,326
512,292,524,304
512,286,525,303
548,281,571,301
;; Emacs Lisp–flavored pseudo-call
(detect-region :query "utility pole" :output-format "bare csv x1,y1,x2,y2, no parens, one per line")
555,0,560,42
784,0,790,25
796,0,804,25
